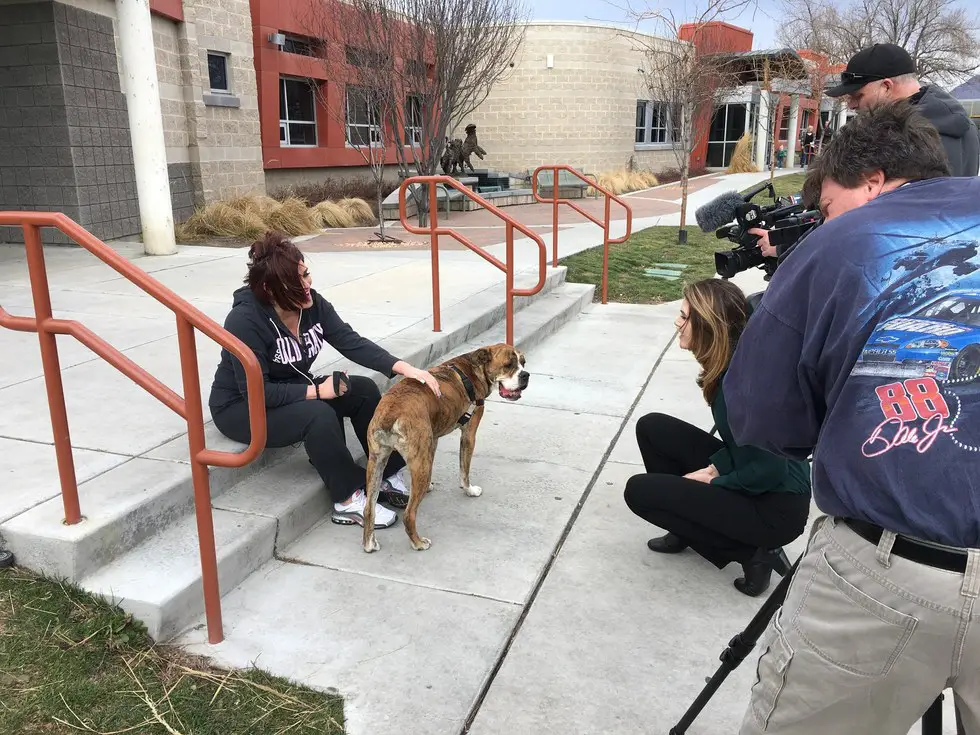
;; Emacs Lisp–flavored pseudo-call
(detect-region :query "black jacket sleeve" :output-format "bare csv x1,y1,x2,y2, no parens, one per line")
316,293,400,377
224,308,308,408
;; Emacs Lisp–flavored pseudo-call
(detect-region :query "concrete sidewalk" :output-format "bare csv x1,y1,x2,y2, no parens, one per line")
0,168,794,524
2,167,871,735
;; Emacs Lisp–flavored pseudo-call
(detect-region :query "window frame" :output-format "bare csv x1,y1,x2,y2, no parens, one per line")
404,94,423,147
345,85,383,148
207,51,231,94
634,99,674,147
279,76,318,148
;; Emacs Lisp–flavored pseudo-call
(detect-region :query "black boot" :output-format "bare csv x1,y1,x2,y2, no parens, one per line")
734,547,791,597
647,533,688,554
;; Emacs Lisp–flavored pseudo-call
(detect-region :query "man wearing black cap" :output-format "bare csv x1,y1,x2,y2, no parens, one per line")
827,42,979,177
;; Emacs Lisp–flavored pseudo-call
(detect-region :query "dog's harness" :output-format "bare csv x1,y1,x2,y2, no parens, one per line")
449,365,483,426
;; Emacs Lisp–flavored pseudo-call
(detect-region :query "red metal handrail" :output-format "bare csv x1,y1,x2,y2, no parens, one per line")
398,177,548,345
532,165,633,305
0,212,268,645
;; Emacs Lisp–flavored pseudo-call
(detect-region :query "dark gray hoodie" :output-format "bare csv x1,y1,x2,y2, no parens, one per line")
208,286,399,413
911,84,980,177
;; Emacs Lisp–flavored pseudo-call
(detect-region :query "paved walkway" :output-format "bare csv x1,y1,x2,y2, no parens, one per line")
300,173,731,252
12,168,954,735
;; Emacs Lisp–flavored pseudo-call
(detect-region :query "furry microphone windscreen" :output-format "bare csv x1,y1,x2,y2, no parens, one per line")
694,191,746,232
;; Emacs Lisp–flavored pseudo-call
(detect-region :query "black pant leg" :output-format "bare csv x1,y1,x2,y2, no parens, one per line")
212,399,366,504
325,375,405,478
623,473,811,568
635,412,723,475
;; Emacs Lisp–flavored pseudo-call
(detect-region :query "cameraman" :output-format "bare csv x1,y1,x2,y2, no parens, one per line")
725,102,979,734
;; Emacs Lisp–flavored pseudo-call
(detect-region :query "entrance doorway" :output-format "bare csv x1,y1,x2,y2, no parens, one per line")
706,103,748,168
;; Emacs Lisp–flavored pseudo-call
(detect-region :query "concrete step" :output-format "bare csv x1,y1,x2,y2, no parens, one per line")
76,279,595,642
1,265,569,583
81,507,277,642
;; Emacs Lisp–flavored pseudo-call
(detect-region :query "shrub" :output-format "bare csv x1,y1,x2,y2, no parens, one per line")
175,203,267,243
590,169,660,196
270,178,397,215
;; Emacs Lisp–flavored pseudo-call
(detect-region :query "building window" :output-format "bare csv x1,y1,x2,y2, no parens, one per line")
635,100,672,144
279,77,317,147
207,52,230,93
281,33,319,56
405,94,423,146
346,86,382,146
706,103,747,168
778,105,789,140
345,46,383,68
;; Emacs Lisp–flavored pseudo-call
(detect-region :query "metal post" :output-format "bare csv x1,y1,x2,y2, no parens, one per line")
506,222,515,345
552,168,559,267
24,224,82,525
176,316,224,644
429,182,441,333
602,196,611,305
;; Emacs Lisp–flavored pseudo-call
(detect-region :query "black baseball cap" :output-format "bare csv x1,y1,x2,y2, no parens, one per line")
826,43,916,98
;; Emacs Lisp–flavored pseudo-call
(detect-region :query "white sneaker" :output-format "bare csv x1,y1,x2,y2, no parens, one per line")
331,488,398,528
381,467,411,508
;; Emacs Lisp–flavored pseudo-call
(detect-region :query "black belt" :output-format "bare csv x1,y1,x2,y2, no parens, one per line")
842,518,968,573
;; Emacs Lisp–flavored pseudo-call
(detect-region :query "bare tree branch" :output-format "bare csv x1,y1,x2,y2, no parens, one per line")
777,0,980,84
300,13,402,240
304,0,528,224
617,0,748,241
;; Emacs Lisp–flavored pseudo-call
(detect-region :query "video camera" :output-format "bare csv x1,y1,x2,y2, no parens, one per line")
694,181,821,280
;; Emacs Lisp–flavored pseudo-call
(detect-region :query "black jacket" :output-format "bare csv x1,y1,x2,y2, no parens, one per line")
911,85,980,177
208,286,400,413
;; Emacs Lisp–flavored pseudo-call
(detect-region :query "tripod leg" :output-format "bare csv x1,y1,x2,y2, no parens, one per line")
670,558,801,735
921,694,943,735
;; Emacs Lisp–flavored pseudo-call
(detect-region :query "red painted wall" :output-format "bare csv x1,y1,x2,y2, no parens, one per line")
678,22,754,169
251,0,422,171
150,0,183,23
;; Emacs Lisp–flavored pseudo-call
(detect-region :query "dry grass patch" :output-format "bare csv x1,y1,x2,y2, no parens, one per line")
175,194,378,244
587,169,660,196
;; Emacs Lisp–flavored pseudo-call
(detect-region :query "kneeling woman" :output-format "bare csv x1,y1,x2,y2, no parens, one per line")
209,232,441,531
624,279,811,597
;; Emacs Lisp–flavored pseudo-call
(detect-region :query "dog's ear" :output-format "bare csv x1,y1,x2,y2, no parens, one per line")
472,348,492,365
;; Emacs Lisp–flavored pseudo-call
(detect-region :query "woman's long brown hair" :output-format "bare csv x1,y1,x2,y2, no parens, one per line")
682,279,750,403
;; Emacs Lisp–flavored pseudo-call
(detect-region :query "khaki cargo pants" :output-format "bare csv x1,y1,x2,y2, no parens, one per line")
740,515,980,734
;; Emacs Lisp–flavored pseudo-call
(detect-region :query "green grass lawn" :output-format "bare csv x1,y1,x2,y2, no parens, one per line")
561,172,807,304
0,567,345,735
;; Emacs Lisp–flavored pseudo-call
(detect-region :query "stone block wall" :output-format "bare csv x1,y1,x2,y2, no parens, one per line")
0,1,139,243
177,0,264,205
466,22,682,176
0,0,265,246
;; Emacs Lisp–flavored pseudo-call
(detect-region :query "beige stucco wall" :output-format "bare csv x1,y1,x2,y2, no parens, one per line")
466,22,684,176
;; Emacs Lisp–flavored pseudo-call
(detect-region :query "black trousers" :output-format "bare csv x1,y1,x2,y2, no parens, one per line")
211,376,405,504
624,413,810,569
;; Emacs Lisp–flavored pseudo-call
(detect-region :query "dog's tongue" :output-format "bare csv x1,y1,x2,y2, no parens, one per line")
498,385,522,401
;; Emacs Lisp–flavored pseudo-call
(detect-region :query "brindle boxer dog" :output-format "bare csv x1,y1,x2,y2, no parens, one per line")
362,343,529,553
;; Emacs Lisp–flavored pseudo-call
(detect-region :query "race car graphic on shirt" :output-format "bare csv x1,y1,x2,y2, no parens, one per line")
852,289,980,384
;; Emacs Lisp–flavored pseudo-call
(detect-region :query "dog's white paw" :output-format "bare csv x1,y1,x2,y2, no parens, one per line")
462,484,483,497
363,535,381,553
412,537,431,551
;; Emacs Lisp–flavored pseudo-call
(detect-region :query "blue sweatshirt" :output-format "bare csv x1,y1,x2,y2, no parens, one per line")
724,177,980,549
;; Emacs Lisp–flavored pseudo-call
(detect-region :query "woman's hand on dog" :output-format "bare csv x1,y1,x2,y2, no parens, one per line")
393,361,442,397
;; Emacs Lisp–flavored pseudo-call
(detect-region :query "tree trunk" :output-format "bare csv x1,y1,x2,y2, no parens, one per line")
678,157,690,244
376,186,386,240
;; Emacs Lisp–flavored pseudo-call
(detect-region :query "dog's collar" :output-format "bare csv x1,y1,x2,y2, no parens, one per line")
450,365,483,425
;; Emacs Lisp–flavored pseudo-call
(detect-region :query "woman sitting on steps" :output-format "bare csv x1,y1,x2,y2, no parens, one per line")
624,278,812,597
208,231,441,531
